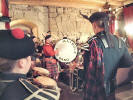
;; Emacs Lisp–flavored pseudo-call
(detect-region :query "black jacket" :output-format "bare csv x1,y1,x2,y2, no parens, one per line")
0,73,31,100
83,31,133,95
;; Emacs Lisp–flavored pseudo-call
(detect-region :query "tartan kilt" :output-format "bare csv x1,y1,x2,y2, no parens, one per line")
45,58,59,80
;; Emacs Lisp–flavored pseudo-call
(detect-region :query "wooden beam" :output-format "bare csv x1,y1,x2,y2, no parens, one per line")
9,0,102,9
9,0,129,10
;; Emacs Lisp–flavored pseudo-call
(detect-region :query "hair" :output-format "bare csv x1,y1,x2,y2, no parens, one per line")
76,38,80,41
0,58,17,72
45,35,51,40
81,12,114,47
63,37,67,39
91,12,114,48
47,31,51,34
95,20,105,28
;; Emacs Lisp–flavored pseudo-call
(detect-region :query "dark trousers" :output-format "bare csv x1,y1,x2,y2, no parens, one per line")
107,92,115,100
57,82,83,100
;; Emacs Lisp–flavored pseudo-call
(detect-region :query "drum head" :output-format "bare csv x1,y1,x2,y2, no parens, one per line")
32,67,50,76
54,39,77,62
34,76,57,88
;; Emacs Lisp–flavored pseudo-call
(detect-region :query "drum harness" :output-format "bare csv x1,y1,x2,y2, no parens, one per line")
0,77,60,100
19,78,60,100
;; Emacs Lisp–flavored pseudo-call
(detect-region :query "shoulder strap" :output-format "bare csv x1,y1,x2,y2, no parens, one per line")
87,34,110,49
88,34,109,48
19,78,60,100
99,34,122,49
94,34,109,48
100,35,109,48
19,78,39,93
114,35,122,48
24,88,60,100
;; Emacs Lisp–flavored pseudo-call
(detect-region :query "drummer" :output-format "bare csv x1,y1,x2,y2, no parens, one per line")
0,28,60,100
43,34,59,80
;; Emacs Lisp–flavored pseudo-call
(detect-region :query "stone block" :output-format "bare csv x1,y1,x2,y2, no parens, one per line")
50,18,57,25
49,7,57,13
50,24,58,32
49,13,58,18
57,8,63,14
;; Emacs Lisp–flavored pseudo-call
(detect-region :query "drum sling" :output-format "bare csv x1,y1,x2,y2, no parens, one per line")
19,78,60,100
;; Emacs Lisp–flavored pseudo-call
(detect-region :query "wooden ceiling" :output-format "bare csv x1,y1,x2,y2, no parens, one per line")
9,0,133,10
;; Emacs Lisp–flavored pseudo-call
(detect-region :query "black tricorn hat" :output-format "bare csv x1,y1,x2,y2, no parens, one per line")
80,12,109,23
0,28,35,60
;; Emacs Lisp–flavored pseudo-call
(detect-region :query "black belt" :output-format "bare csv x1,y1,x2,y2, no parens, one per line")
45,56,54,59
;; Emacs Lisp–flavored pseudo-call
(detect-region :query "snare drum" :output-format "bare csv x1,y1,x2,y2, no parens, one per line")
54,39,77,63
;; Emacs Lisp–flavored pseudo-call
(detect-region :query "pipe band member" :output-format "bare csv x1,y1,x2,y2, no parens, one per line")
43,35,59,80
0,29,60,100
81,12,133,100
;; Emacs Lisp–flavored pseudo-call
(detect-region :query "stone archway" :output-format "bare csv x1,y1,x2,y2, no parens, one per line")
10,19,38,37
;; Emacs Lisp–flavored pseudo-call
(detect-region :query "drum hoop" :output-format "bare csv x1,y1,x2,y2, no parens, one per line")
54,39,77,63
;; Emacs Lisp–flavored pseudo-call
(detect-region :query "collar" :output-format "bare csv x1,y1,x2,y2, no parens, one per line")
0,72,27,81
45,42,52,46
95,31,105,37
45,43,50,45
88,31,105,42
95,31,109,48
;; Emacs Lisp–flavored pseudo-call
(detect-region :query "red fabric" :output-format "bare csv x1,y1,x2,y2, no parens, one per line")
123,6,133,25
84,39,107,100
123,6,133,50
45,58,58,80
43,42,58,80
11,28,25,39
1,0,10,29
43,43,55,57
109,16,115,34
45,58,56,64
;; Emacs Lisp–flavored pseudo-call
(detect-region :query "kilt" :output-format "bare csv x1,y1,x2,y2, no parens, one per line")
45,58,59,80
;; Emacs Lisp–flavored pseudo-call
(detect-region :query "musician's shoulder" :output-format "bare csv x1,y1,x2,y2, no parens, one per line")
0,78,32,100
87,36,98,43
19,78,39,92
19,78,60,100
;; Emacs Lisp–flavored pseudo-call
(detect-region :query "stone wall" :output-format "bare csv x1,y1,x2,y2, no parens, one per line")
48,7,96,42
9,4,97,42
9,4,49,40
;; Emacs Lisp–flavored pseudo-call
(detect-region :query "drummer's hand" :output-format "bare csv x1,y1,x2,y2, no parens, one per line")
38,53,42,56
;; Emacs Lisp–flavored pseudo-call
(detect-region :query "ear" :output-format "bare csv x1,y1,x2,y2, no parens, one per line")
93,22,97,28
17,58,26,69
92,22,97,30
